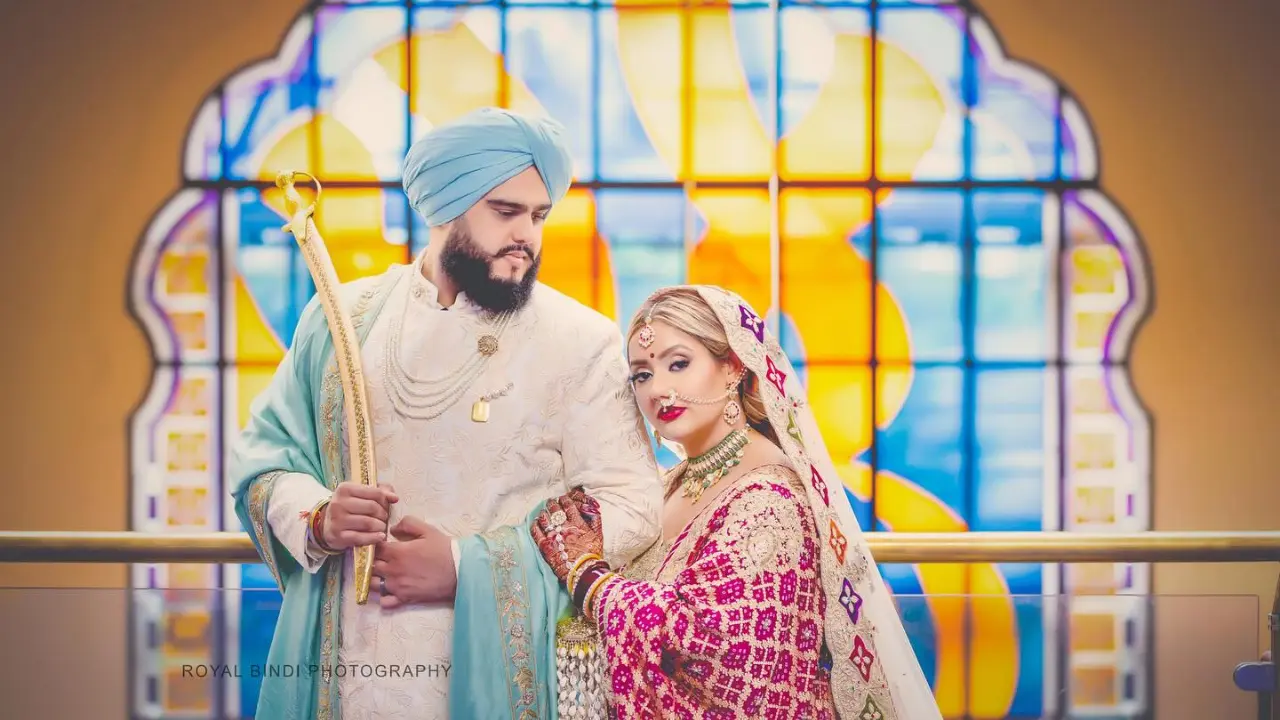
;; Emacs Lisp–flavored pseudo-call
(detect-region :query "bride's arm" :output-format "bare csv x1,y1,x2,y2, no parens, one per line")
560,321,664,568
587,474,822,716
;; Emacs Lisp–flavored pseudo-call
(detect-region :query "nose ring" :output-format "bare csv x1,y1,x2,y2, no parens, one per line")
658,389,677,410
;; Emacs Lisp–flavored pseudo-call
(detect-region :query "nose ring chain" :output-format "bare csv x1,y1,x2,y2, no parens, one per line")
657,373,744,410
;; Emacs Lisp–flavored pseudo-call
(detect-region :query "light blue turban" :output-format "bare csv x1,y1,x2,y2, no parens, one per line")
402,107,575,227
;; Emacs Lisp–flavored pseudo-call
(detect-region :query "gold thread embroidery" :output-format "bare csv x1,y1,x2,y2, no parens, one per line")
488,530,540,718
246,470,287,591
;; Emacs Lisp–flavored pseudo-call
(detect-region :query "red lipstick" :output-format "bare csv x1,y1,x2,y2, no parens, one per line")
657,406,686,423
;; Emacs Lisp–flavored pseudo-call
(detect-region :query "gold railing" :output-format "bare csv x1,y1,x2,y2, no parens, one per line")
2,530,1280,564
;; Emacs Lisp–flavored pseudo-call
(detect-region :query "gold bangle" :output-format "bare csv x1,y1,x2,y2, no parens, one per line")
584,571,615,619
567,552,603,595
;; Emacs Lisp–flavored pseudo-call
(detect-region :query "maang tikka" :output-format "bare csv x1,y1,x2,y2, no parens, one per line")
637,303,658,349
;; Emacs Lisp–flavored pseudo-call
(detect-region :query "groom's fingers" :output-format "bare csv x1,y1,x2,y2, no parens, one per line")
390,516,432,540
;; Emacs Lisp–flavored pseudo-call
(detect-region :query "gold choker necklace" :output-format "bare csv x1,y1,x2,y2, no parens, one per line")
681,429,750,504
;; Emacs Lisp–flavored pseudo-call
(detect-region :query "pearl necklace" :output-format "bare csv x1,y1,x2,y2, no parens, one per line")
382,278,515,421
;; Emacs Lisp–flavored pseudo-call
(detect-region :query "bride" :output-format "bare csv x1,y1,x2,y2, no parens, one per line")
531,286,942,718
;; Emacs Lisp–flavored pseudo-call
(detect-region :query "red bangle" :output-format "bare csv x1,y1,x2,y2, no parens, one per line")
309,499,340,554
572,561,611,610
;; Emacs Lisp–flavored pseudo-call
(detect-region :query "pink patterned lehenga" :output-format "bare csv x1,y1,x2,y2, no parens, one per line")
596,462,836,718
554,285,943,720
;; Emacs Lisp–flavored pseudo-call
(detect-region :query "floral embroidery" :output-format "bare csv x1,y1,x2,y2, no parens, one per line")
828,519,848,565
839,579,863,624
810,465,830,506
787,408,805,449
850,635,875,682
860,695,885,720
487,529,540,719
765,355,787,396
739,304,765,342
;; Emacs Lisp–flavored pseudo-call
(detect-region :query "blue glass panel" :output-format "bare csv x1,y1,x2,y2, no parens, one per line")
867,189,964,362
973,368,1049,531
876,7,966,181
237,585,283,718
879,565,939,689
226,189,313,359
1059,102,1098,181
224,24,315,180
383,188,413,256
596,9,679,181
968,23,1060,180
777,313,810,375
509,0,592,6
875,366,965,526
973,190,1051,360
611,243,686,331
1008,591,1048,716
506,9,596,180
596,189,686,330
315,5,409,180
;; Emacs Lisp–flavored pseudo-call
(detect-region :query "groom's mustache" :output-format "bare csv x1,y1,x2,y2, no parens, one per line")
495,245,532,260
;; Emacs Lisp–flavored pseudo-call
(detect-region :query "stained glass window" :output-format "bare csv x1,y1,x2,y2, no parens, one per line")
129,1,1152,717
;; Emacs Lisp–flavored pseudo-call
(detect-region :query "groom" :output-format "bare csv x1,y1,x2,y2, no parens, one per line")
232,107,662,719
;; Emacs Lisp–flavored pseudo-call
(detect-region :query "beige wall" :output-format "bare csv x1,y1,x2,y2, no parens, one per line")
0,0,1275,716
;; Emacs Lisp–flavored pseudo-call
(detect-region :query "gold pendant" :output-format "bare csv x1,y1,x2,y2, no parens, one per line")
471,398,490,423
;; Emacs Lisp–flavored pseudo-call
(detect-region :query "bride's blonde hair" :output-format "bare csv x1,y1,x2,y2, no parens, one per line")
627,288,779,446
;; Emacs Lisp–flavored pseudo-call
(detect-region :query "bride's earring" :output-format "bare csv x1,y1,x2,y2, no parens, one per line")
722,379,743,426
653,426,663,445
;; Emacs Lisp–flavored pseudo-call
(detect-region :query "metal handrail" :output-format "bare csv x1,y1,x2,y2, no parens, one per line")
3,528,1277,716
2,530,1280,564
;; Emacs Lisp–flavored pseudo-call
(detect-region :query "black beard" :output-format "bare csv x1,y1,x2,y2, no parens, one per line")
439,223,540,314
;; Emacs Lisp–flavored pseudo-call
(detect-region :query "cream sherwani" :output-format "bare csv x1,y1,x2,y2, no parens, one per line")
262,256,662,719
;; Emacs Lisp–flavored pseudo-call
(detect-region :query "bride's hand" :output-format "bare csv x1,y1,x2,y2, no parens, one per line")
531,490,605,584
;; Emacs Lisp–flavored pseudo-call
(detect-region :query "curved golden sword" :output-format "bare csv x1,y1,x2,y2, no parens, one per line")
276,170,377,605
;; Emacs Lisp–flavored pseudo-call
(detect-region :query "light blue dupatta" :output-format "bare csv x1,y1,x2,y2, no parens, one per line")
450,508,574,719
231,268,401,720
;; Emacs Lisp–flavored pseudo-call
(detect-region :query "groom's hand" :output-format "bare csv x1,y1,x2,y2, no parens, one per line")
321,482,398,550
372,517,457,609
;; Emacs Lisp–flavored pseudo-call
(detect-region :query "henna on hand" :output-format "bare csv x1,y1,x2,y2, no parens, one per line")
530,492,606,585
